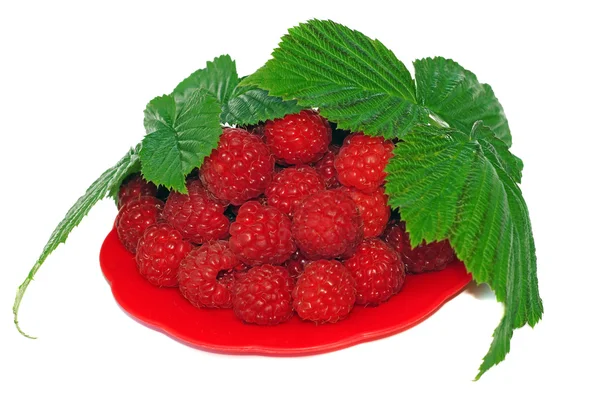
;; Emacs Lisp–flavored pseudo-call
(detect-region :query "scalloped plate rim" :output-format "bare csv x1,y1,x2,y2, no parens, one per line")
100,228,472,356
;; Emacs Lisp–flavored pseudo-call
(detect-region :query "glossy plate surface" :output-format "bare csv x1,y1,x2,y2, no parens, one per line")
100,229,472,355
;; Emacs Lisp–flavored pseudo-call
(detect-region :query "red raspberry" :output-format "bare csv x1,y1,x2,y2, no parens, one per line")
136,223,192,287
382,220,456,274
118,173,158,209
263,110,332,165
293,260,356,323
178,241,241,309
284,250,310,279
334,132,394,193
265,166,326,217
229,201,296,266
116,196,164,253
337,187,391,238
200,128,274,205
233,265,294,325
343,239,405,305
313,145,341,188
292,190,363,259
163,179,229,244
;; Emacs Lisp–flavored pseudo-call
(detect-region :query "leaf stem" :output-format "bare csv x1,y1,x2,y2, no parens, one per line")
13,149,139,337
13,270,39,338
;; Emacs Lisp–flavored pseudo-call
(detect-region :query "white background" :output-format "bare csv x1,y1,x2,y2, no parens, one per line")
1,1,598,396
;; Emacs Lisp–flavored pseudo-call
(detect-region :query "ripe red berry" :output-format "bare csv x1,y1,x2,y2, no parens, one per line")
263,110,332,165
265,166,326,217
178,241,241,309
117,173,158,209
292,190,363,259
229,201,296,266
233,264,294,325
343,239,405,305
116,196,164,253
382,220,456,274
163,179,229,244
293,260,356,323
334,132,394,193
200,128,275,205
284,250,310,279
337,186,391,238
136,223,192,287
313,145,341,188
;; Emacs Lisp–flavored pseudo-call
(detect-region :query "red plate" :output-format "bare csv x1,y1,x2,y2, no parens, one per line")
100,228,472,355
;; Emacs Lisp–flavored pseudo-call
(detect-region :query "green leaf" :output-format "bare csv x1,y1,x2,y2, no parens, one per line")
243,19,428,139
140,90,222,192
414,57,511,146
172,55,302,126
13,148,140,338
173,54,239,104
243,20,510,144
385,122,542,379
221,83,303,126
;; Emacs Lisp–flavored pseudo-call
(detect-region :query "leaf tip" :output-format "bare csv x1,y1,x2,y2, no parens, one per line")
15,321,37,340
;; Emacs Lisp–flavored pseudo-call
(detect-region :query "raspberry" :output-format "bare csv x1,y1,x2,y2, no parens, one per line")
313,145,341,189
292,190,363,259
163,179,229,244
334,132,394,193
233,265,294,325
178,241,241,309
117,173,158,209
382,220,456,274
263,110,332,165
200,128,274,205
116,196,164,253
265,166,326,217
284,250,310,279
229,201,296,266
136,223,192,287
293,260,356,323
337,186,390,238
343,239,405,305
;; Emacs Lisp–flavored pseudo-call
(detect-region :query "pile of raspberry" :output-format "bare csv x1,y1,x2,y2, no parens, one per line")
115,110,457,325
